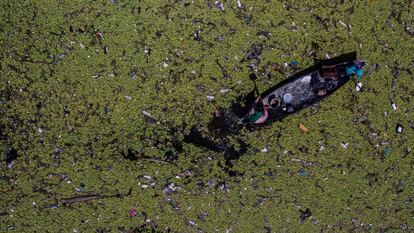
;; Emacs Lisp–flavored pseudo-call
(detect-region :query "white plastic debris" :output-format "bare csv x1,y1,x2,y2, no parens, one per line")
163,61,169,68
220,88,229,94
38,127,44,133
236,0,242,8
391,102,397,111
79,43,85,49
125,96,132,101
396,124,403,134
206,96,215,101
339,20,347,28
356,82,363,92
261,147,269,153
341,142,349,149
215,1,225,11
142,110,152,118
143,175,152,180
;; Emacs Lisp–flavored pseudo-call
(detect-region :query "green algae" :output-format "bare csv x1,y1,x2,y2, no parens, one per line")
1,0,414,232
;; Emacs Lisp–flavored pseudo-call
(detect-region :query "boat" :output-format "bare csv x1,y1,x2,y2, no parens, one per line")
240,52,364,124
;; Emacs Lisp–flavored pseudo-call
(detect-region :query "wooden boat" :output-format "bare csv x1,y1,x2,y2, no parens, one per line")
240,52,363,124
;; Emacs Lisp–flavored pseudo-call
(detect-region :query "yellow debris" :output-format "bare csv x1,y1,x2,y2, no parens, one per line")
299,123,309,133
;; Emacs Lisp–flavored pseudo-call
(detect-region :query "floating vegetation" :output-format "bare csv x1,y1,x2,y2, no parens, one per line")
0,0,413,232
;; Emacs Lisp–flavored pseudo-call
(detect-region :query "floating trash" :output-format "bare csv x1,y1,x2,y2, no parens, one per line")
6,148,18,168
193,30,201,41
236,0,242,8
257,31,271,37
143,175,152,180
383,147,391,156
220,89,229,94
129,208,138,217
299,208,312,222
299,123,309,133
391,102,397,111
206,96,215,101
215,1,225,11
299,169,309,177
356,82,363,92
396,124,403,134
163,183,177,195
287,61,299,67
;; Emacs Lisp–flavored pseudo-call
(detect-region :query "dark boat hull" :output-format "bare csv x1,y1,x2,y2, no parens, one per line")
241,52,358,124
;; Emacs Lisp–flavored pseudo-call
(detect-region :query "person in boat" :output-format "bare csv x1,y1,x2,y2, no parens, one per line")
267,94,281,109
310,73,327,96
243,97,270,124
320,64,338,79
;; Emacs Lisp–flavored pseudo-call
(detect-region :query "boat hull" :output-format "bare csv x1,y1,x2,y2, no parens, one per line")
241,52,359,124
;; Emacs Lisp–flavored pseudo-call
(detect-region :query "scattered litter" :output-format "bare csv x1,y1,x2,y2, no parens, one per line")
257,31,271,37
142,110,152,118
220,89,229,94
215,1,225,11
291,158,322,167
125,96,132,101
261,147,269,153
319,145,325,151
287,61,299,67
341,142,349,149
103,46,109,54
338,20,347,28
143,175,152,180
38,127,44,133
383,147,391,156
129,208,138,217
299,208,312,222
356,82,363,92
163,61,169,68
391,102,397,111
299,123,309,133
325,54,331,59
236,0,242,8
6,148,18,168
79,43,85,49
206,96,215,101
299,169,309,176
193,30,201,41
141,184,148,188
396,124,403,134
163,183,177,195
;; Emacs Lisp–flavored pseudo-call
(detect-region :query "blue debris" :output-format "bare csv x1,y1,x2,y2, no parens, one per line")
299,169,309,176
383,147,391,156
288,61,299,67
